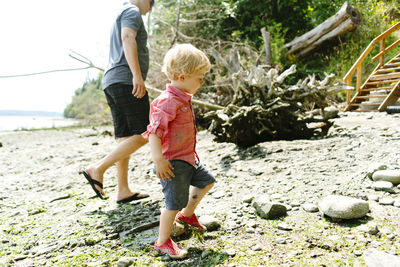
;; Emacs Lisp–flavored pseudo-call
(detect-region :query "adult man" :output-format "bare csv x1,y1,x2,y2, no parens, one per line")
82,0,154,203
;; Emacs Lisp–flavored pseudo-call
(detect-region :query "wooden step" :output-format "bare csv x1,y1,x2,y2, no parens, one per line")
377,67,400,73
360,89,391,93
385,62,400,68
365,79,400,85
355,95,387,99
361,86,392,90
369,73,400,81
348,103,381,106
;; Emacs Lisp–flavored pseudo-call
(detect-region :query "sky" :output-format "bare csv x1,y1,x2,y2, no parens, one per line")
0,0,127,113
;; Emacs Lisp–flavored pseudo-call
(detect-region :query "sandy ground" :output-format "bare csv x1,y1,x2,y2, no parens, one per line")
1,111,400,266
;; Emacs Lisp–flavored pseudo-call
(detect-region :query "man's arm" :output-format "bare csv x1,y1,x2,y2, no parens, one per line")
149,134,175,181
121,26,146,98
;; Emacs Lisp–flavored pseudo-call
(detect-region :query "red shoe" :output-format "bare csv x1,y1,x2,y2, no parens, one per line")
154,238,187,259
176,212,207,231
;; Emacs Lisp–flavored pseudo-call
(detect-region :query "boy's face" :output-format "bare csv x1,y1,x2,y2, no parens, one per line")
180,73,205,95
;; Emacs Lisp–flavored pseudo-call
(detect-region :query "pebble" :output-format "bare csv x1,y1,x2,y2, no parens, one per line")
245,228,255,233
358,224,379,235
242,195,254,203
367,194,380,201
224,248,236,257
380,228,393,235
277,223,293,231
117,257,135,267
198,215,221,231
379,198,395,205
276,238,286,244
373,181,395,193
387,234,396,241
353,250,363,256
290,201,301,207
302,203,319,212
212,191,225,199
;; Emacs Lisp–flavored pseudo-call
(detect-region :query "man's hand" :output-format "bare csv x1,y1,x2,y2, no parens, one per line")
154,157,175,182
132,76,146,98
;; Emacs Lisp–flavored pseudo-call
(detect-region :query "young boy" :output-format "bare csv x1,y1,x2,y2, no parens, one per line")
142,44,215,259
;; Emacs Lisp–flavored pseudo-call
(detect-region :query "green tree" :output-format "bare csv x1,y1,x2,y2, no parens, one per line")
64,73,111,124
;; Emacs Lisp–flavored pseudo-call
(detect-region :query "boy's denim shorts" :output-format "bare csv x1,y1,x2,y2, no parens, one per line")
160,160,215,210
104,83,150,138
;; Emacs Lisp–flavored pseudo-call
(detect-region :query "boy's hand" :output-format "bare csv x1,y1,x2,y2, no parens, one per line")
154,157,175,182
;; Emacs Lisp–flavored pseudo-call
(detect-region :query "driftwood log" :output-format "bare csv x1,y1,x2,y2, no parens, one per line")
284,1,361,57
206,49,350,147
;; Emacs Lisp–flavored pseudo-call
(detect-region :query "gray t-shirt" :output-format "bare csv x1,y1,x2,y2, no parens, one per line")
102,2,149,89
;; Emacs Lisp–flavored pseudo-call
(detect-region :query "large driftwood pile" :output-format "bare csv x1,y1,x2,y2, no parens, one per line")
205,51,349,147
284,1,361,57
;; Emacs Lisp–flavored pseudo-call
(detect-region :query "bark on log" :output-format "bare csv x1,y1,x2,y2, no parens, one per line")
284,1,361,57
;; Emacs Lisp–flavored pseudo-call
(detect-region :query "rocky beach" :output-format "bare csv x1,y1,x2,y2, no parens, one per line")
1,111,400,266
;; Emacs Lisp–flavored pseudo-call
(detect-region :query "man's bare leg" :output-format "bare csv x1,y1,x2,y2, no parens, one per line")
85,135,148,197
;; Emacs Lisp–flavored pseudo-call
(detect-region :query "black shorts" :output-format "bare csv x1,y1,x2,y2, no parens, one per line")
104,83,150,138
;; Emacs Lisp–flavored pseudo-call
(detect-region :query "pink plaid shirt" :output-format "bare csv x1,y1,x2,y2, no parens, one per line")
142,84,198,166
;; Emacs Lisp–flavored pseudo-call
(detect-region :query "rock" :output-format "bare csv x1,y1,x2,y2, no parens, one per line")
354,250,363,256
117,257,135,267
303,203,319,212
277,223,293,231
318,195,369,219
366,163,387,179
253,195,287,219
276,238,286,244
323,106,339,120
380,227,393,235
290,201,301,207
242,195,254,203
379,198,395,205
358,224,379,235
212,191,225,199
171,221,186,237
367,194,380,202
363,248,400,267
224,248,236,257
372,170,400,184
199,215,221,231
394,200,400,207
245,228,255,233
372,181,395,193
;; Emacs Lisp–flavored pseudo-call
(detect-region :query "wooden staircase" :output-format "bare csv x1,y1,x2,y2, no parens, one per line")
344,22,400,112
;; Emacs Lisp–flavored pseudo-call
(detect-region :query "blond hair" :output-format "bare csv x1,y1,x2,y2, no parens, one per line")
162,44,211,80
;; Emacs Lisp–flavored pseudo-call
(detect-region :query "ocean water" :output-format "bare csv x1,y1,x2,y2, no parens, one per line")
0,116,80,131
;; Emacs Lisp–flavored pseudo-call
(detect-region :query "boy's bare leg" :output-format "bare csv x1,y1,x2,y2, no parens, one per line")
181,182,214,217
158,209,179,244
85,135,148,197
